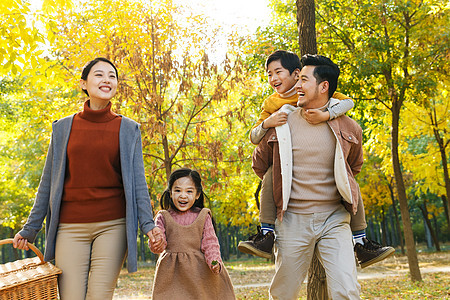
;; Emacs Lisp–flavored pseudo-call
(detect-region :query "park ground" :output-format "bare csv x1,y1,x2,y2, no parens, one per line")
113,247,450,299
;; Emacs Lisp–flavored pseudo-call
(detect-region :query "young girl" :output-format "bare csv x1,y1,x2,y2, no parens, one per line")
149,168,235,299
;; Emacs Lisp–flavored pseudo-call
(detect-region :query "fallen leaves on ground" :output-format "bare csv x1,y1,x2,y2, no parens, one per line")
114,250,450,299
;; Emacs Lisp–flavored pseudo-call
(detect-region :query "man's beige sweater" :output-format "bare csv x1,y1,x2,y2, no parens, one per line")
287,109,342,214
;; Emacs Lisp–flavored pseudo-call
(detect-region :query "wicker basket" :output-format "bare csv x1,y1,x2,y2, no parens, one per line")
0,239,61,300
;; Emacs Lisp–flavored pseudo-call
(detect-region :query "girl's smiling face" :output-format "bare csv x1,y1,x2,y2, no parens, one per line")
170,176,200,212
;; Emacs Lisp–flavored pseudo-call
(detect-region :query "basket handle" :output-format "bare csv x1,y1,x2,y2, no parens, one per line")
0,238,45,263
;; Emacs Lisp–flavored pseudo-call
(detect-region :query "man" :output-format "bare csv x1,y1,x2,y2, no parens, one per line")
252,54,361,299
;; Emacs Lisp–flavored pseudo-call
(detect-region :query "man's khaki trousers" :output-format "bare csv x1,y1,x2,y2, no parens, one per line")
270,206,360,300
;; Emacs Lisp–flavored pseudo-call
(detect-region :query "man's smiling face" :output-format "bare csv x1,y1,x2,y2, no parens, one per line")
295,65,325,109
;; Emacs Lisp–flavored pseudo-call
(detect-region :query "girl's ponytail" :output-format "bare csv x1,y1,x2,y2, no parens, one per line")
159,189,172,210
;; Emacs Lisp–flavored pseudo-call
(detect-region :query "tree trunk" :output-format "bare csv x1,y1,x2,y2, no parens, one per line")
368,218,374,239
418,202,441,251
432,213,440,241
296,1,328,297
162,134,172,181
224,226,230,260
441,196,450,235
391,102,422,281
423,216,433,249
307,254,329,300
389,209,397,246
139,229,146,261
388,179,405,254
296,0,317,56
9,227,19,261
375,221,382,243
432,118,450,228
381,208,388,245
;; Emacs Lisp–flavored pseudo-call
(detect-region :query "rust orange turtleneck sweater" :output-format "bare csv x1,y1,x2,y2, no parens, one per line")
59,100,126,223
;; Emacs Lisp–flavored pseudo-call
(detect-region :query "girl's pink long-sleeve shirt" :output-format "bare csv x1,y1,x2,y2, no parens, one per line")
153,208,222,267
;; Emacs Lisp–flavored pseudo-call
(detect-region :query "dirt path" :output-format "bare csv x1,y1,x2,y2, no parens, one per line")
113,265,450,299
113,251,450,299
357,265,450,280
233,266,450,289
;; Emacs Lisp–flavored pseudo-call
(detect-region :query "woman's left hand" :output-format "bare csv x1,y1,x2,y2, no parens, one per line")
147,227,165,253
12,233,29,251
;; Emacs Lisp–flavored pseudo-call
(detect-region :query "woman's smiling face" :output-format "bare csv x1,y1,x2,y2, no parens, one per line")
80,61,118,103
170,176,200,212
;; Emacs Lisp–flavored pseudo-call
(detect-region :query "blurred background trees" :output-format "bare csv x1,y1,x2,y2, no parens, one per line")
1,0,449,270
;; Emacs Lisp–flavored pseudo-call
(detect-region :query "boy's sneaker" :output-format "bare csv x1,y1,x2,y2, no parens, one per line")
355,238,395,268
238,226,274,259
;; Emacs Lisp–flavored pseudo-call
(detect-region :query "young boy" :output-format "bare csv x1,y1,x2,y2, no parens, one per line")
238,50,394,268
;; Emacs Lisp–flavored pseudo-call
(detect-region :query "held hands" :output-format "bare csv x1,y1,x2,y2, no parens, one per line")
12,233,29,251
210,260,221,274
262,111,288,128
302,109,330,125
147,227,166,254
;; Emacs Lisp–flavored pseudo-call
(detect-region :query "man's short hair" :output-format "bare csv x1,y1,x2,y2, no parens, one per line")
300,54,340,98
265,50,301,75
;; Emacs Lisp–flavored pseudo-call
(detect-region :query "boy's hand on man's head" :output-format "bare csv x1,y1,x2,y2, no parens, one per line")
303,109,330,125
263,111,288,128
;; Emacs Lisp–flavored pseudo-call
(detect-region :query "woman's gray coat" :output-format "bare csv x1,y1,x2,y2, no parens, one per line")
18,114,156,272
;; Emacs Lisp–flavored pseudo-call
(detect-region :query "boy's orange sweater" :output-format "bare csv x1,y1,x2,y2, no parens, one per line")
251,91,349,133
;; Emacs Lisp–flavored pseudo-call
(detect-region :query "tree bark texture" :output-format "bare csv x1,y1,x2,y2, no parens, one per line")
307,254,329,300
296,0,317,56
381,209,388,245
441,195,450,234
391,101,422,281
433,126,450,229
388,179,405,254
296,1,328,297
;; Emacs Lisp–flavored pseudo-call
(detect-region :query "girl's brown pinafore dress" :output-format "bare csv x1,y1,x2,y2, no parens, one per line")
151,208,235,299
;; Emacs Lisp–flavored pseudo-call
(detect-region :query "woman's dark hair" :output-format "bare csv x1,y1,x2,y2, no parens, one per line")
160,168,205,211
80,57,118,96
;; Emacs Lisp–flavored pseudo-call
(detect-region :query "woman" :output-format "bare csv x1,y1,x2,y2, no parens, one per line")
13,57,162,300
